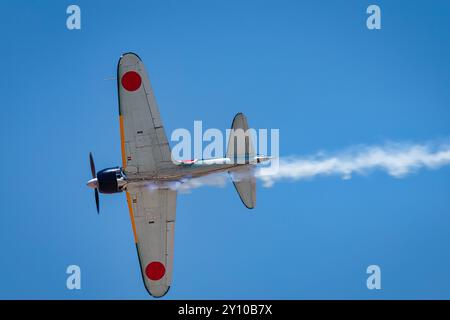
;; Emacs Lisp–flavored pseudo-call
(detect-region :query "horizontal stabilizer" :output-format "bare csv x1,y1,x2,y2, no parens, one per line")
226,113,256,163
230,169,256,209
227,113,256,209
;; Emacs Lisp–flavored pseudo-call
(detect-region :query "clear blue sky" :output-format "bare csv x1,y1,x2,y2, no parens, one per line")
1,0,450,299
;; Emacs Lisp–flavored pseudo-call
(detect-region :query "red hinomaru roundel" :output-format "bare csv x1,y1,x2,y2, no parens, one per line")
145,261,166,281
121,71,142,92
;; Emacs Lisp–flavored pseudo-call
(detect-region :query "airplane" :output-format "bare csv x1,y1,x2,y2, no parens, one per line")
86,52,270,297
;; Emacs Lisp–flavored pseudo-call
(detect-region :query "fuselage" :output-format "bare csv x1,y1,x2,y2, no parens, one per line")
86,155,270,193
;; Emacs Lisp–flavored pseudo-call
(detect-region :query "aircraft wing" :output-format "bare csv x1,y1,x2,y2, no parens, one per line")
126,188,177,297
117,52,172,175
118,53,177,297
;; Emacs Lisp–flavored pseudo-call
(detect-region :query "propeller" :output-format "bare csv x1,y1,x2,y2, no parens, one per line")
89,152,100,214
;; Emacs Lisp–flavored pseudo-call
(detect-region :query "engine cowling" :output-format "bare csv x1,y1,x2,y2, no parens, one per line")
97,167,126,194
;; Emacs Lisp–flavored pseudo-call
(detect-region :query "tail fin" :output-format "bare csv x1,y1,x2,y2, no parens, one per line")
227,113,256,209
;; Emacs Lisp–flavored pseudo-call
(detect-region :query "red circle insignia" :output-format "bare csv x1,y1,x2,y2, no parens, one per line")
121,71,142,92
145,261,165,281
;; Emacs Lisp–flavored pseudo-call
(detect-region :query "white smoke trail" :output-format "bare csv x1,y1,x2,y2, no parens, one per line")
257,141,450,187
176,173,229,193
142,172,230,193
165,140,450,192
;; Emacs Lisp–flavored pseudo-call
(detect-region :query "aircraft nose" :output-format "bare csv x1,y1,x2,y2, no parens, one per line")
86,178,98,189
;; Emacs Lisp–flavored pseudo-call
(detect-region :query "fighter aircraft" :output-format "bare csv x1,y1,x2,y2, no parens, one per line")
86,52,270,297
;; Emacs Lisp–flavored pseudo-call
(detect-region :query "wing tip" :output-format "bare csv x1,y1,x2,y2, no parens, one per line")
120,52,142,61
116,52,143,115
134,244,172,298
144,284,171,298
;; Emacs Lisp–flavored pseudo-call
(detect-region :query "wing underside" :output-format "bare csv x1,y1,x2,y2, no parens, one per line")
117,53,177,297
128,188,177,297
117,52,173,176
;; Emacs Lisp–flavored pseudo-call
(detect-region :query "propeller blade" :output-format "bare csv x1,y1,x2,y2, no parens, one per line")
89,152,96,178
95,188,100,214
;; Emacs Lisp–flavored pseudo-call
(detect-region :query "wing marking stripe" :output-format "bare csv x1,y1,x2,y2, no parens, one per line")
119,115,127,168
126,192,138,243
120,115,138,243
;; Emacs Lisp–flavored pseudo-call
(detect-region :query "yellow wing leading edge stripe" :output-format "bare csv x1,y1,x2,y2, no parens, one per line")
120,115,138,243
119,115,127,168
126,192,138,243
